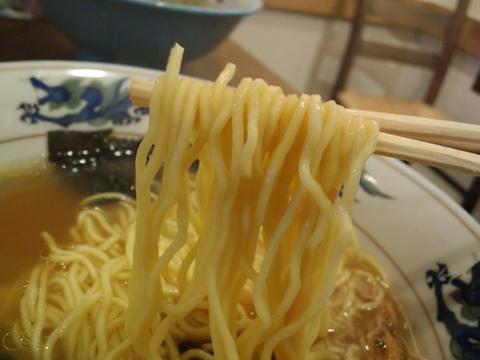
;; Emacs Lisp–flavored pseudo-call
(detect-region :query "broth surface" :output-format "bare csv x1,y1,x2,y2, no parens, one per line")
0,162,423,359
0,162,85,359
0,163,84,285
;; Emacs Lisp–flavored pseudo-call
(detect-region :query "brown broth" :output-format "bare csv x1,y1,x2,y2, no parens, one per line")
0,163,423,359
0,163,85,286
0,162,85,359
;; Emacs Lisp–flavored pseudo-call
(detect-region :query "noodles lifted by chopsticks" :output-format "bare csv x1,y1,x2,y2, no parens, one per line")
13,44,387,360
127,44,379,359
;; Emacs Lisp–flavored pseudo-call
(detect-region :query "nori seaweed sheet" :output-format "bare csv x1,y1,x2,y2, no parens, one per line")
47,130,140,197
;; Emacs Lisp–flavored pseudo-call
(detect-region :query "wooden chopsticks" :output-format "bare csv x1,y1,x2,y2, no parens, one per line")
129,78,480,175
130,78,154,108
376,133,480,174
349,109,480,153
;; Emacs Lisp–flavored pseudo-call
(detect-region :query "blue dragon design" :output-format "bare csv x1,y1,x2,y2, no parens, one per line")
18,76,148,127
426,262,480,359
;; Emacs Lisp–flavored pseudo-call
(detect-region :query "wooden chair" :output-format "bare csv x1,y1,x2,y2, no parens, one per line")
331,0,480,213
331,0,470,115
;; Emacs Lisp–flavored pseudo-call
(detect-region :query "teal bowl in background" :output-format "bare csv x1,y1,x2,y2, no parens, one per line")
38,0,262,67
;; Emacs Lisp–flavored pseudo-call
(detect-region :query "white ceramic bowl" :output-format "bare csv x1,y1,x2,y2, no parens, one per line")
1,60,479,359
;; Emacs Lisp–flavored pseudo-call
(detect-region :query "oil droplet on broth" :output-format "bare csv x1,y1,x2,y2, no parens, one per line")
2,331,20,351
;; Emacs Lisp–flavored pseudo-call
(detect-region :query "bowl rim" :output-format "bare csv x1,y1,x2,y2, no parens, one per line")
113,0,263,16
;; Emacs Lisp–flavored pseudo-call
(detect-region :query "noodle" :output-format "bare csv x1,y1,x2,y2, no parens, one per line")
9,44,424,359
126,44,377,359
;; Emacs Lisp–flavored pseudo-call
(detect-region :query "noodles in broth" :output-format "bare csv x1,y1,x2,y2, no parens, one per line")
6,44,424,359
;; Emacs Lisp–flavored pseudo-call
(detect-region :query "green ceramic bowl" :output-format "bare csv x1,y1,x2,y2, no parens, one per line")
39,0,262,66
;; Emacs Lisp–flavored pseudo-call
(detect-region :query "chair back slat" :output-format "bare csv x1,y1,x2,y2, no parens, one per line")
358,41,439,68
365,0,450,36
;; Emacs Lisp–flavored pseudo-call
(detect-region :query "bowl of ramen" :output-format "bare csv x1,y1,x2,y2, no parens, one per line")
0,53,479,359
38,0,262,66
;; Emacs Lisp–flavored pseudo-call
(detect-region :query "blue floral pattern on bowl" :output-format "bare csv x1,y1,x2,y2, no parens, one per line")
427,262,480,359
18,76,148,127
